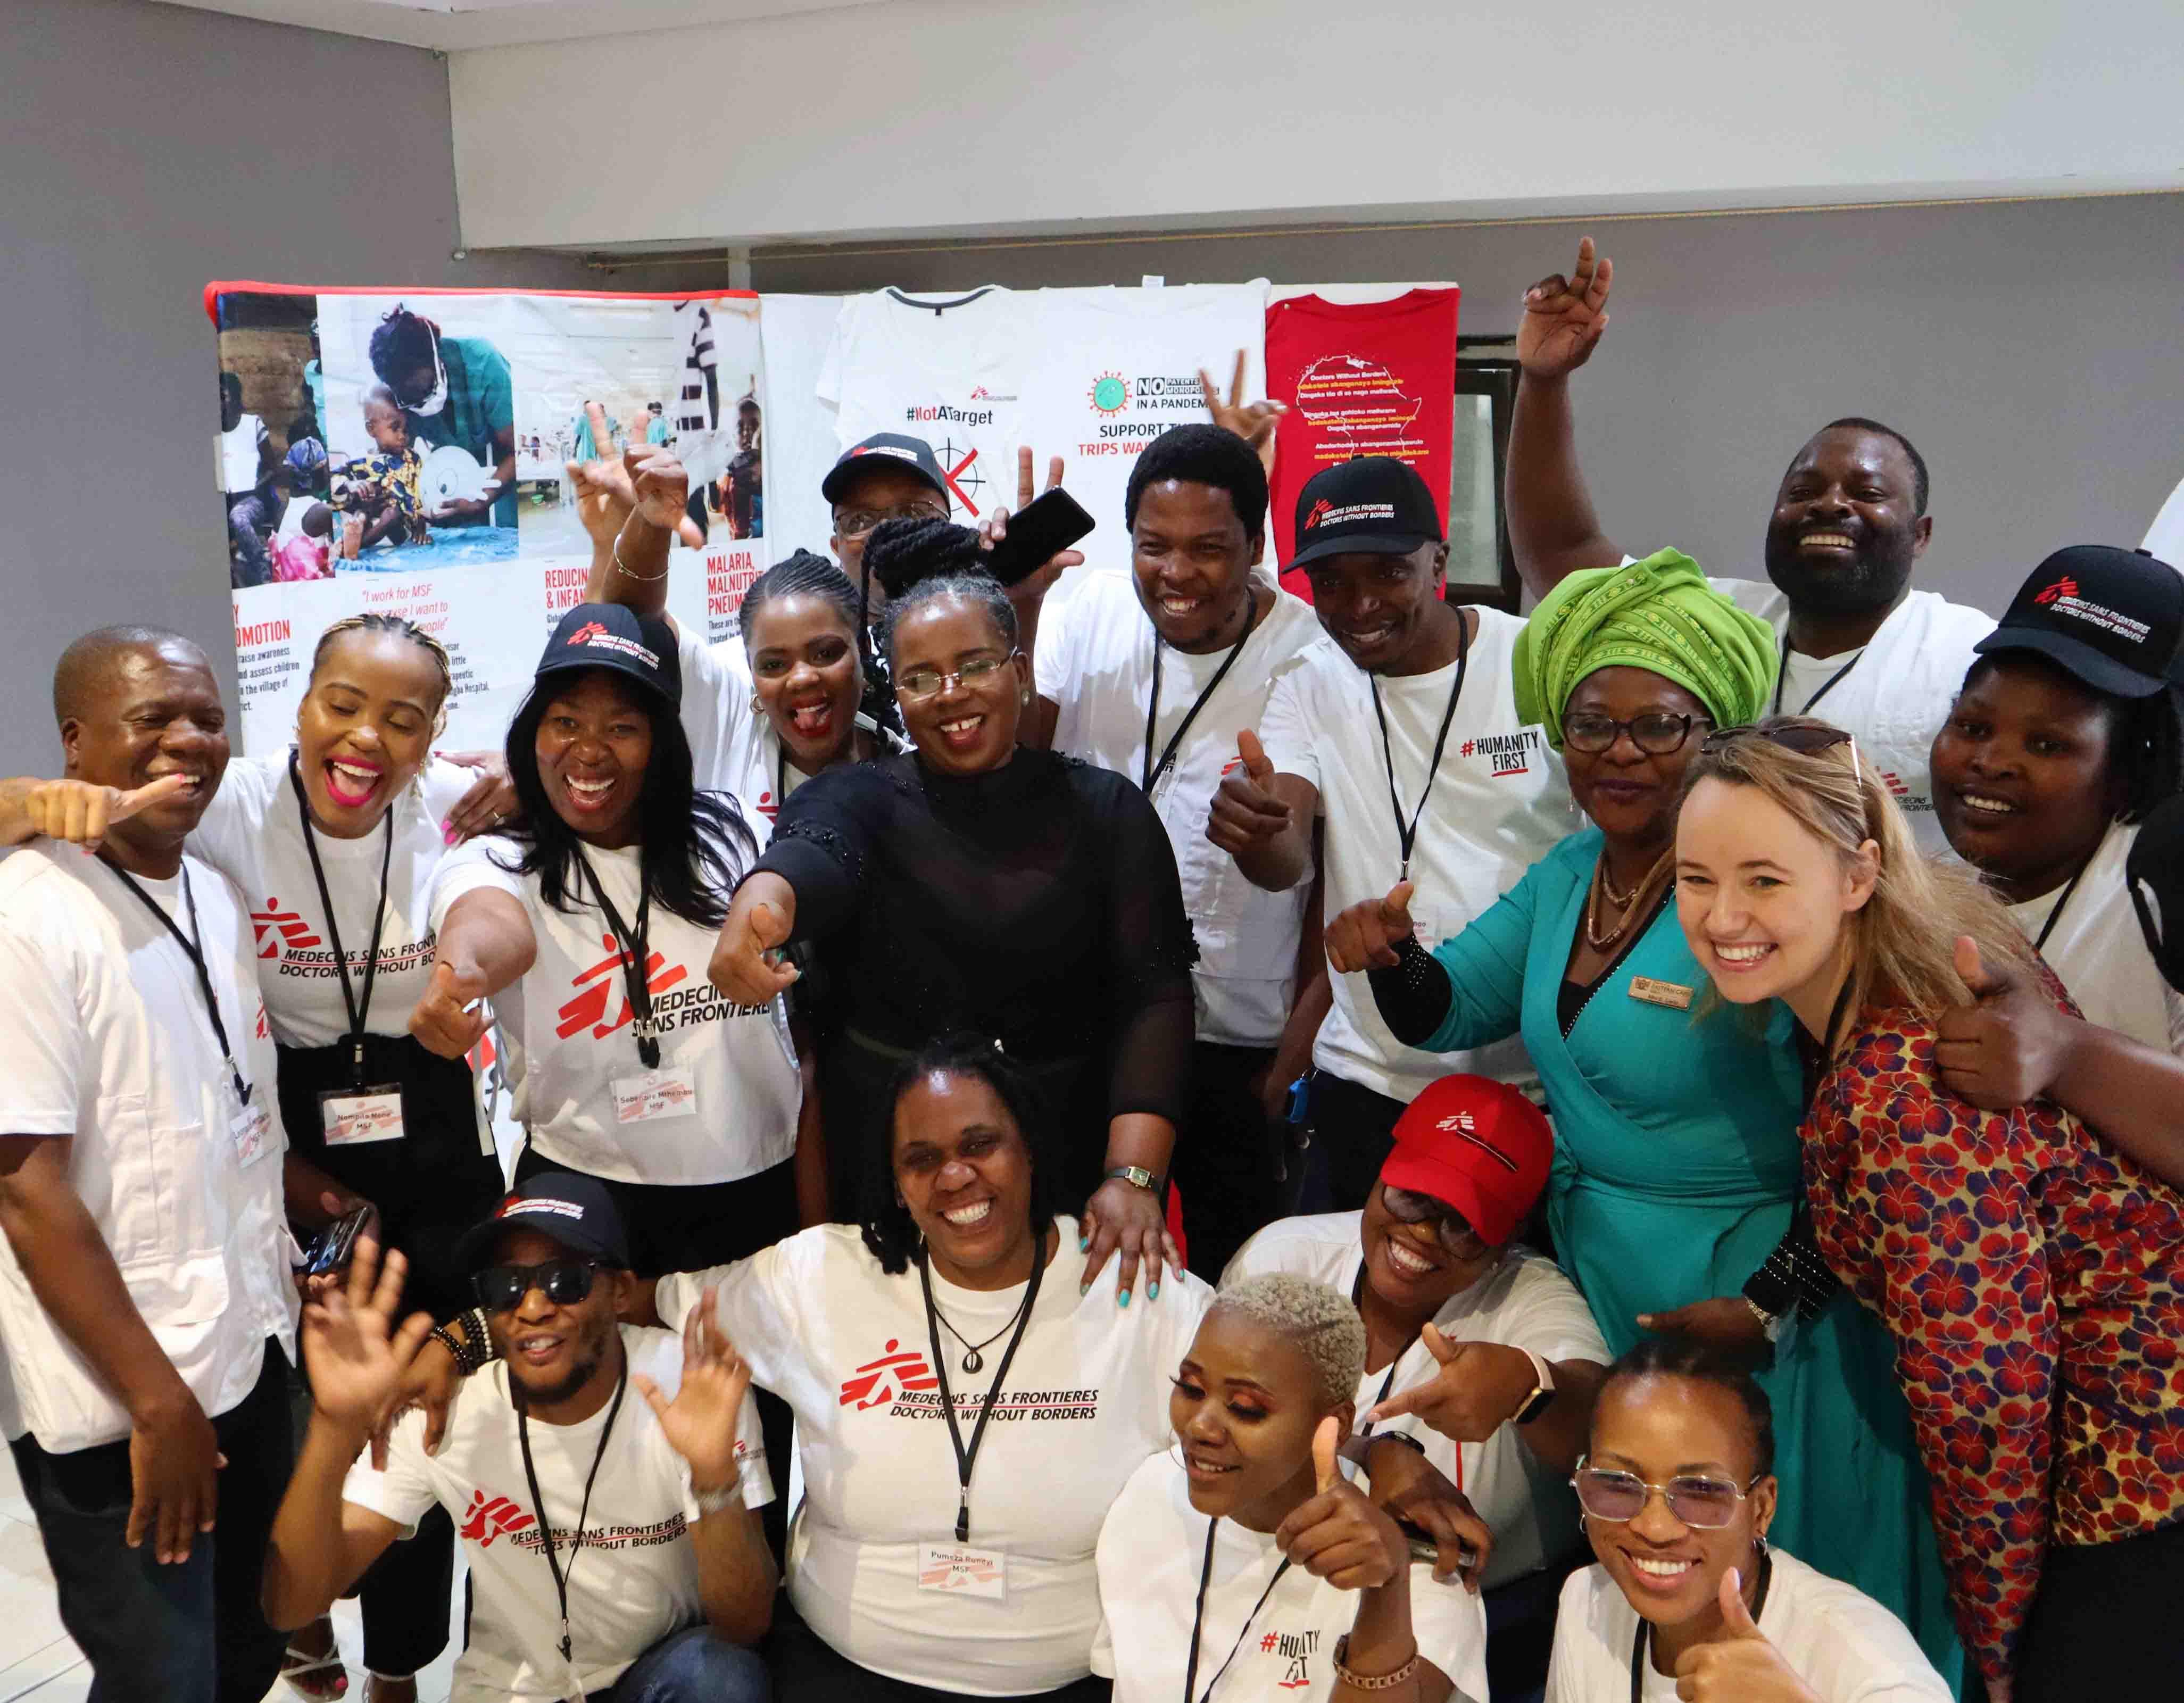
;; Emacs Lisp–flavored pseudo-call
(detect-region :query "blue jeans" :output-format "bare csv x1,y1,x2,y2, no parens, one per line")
595,1626,770,1703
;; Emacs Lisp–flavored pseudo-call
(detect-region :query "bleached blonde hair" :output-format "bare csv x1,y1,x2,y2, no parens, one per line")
1211,1274,1367,1412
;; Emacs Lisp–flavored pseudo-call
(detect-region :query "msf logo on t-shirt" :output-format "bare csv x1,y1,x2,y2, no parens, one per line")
460,1491,537,1549
251,899,322,958
838,1340,940,1410
557,933,688,1042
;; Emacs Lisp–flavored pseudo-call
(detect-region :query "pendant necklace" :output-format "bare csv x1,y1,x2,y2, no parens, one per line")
931,1294,1034,1373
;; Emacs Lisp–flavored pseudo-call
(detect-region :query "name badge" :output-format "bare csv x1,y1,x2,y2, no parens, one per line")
1628,976,1693,1011
612,1064,699,1125
230,1101,273,1168
321,1086,406,1146
917,1542,1007,1601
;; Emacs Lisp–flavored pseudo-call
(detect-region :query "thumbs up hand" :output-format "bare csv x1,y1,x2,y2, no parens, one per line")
1206,730,1292,856
1274,1416,1410,1591
1361,1326,1540,1442
409,958,490,1059
1935,932,2071,1110
1670,1566,1820,1702
1326,880,1418,973
709,874,800,1004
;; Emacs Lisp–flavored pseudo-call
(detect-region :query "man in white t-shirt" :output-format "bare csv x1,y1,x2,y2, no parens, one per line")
264,1173,775,1703
1031,422,1327,1278
1504,238,1994,853
1209,458,1567,1207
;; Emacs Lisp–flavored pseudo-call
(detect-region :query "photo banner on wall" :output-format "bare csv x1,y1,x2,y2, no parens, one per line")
1264,287,1460,598
207,282,770,754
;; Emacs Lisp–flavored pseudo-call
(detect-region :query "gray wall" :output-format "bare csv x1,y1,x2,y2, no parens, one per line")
0,0,618,777
751,193,2184,617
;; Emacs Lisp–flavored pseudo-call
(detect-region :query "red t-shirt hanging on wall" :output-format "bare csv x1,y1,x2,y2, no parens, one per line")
1264,288,1460,599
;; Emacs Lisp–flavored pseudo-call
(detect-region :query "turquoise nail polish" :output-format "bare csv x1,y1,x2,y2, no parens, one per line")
1148,1282,1160,1301
1119,1289,1132,1308
1079,1282,1089,1297
1078,1237,1089,1252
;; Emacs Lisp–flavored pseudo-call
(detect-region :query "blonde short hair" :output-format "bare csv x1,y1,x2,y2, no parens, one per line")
1211,1273,1367,1411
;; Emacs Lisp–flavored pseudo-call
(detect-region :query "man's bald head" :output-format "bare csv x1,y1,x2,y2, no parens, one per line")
52,627,209,729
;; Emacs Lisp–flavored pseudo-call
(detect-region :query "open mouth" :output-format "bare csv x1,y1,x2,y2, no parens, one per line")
513,1331,566,1367
787,701,836,738
1620,1551,1701,1594
1338,622,1399,651
563,775,616,813
1953,790,2020,818
323,756,384,809
941,1198,993,1228
1797,530,1858,553
148,769,208,801
1157,591,1207,620
1384,1238,1441,1278
937,712,986,752
1183,1449,1240,1481
1708,940,1776,975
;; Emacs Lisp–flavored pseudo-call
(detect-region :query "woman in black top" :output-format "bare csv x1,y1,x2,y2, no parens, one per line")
712,559,1197,1303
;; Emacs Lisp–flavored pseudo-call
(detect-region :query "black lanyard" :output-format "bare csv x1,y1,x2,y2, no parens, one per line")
1141,595,1260,795
2032,859,2090,954
1629,1548,1771,1701
1771,637,1863,716
516,1363,629,1671
288,755,394,1087
101,854,251,1107
1367,611,1471,883
1350,1263,1418,1441
572,849,660,1070
920,1245,1043,1543
1183,1517,1293,1703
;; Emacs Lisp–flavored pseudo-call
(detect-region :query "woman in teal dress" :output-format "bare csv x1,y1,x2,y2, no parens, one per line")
1325,552,1962,1687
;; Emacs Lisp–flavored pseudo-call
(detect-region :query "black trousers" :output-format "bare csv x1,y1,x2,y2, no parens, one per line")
765,1594,1111,1703
1172,1041,1297,1282
11,1342,292,1703
2013,1518,2184,1699
1301,1070,1411,1211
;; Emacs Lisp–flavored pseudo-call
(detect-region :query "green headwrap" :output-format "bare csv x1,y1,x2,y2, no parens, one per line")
1512,550,1780,749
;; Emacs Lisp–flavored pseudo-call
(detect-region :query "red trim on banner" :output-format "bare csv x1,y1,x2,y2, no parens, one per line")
204,280,758,324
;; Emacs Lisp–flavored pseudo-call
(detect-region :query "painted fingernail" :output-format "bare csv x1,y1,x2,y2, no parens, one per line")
1118,1289,1132,1309
1148,1282,1160,1301
1079,1282,1089,1297
1078,1236,1089,1252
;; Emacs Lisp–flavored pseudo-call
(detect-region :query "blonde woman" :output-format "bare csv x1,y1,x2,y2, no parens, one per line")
1674,716,2184,1702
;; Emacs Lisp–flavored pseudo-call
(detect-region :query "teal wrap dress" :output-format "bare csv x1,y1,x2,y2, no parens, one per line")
1411,828,1962,1684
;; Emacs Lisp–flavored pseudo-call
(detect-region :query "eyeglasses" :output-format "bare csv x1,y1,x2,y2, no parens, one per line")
896,650,1018,701
1570,1459,1762,1530
834,502,951,538
471,1259,602,1312
1700,721,1861,786
1563,712,1711,755
1379,1185,1489,1256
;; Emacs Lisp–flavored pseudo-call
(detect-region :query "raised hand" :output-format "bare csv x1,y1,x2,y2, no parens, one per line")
1205,731,1292,855
1325,881,1416,973
979,447,1086,604
1515,237,1614,380
1362,1324,1537,1442
24,774,194,853
302,1237,436,1439
437,752,518,843
1199,350,1286,476
1275,1418,1409,1591
567,402,638,547
624,441,694,536
1935,934,2068,1109
1671,1567,1820,1702
708,876,799,1004
409,957,490,1059
634,1286,753,1496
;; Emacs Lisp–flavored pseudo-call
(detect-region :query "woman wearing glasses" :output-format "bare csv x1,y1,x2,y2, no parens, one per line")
1677,718,2184,1702
711,545,1197,1302
1327,557,1959,1679
1547,1337,1951,1701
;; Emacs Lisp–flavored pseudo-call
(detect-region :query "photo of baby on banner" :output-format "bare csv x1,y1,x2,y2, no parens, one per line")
214,290,339,589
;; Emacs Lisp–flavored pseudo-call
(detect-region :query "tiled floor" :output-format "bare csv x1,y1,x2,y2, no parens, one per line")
0,1447,464,1703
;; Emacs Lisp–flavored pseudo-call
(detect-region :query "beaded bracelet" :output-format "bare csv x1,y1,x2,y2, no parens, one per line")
1331,1638,1419,1692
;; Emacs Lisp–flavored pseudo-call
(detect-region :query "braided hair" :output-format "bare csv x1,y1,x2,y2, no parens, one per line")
310,613,454,733
861,515,985,613
740,548,861,642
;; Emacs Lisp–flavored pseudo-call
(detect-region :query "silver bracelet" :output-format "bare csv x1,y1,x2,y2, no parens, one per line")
692,1482,740,1519
612,530,670,583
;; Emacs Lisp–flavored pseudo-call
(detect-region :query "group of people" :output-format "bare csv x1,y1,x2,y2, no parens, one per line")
6,235,2182,1703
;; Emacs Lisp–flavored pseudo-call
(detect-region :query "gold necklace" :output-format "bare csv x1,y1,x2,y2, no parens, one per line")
1584,848,1672,952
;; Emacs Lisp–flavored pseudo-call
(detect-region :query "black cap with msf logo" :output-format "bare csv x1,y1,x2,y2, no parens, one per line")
455,1171,632,1272
1975,544,2184,699
1287,455,1444,574
535,602,682,709
821,432,950,506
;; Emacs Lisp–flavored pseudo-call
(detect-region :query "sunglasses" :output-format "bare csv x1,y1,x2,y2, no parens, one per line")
1570,1459,1762,1530
1379,1185,1488,1256
1700,722,1861,785
471,1259,603,1312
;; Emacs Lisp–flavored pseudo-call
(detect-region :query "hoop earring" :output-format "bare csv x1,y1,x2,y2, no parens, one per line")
1753,1530,1768,1556
750,695,762,715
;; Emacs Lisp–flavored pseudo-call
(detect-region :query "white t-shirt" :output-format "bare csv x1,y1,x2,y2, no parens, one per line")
1225,1212,1609,1589
1038,574,1323,1047
672,627,780,826
2007,818,2184,1054
0,848,294,1450
187,753,478,1050
273,494,319,544
817,286,1030,525
656,1219,1213,1696
1015,284,1270,575
1709,579,1993,856
343,1324,771,1703
1092,1450,1488,1703
1258,611,1567,1101
219,412,267,494
1546,1550,1952,1702
429,834,798,1186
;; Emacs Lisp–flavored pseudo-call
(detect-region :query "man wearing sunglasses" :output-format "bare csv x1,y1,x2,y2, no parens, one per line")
263,1174,776,1703
1225,1073,1610,1701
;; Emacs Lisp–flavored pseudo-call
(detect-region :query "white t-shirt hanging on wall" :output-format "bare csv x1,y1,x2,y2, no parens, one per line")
1258,611,1567,1102
759,293,850,564
429,834,798,1186
817,287,1030,525
1037,573,1322,1047
187,753,477,1049
1091,1451,1489,1703
1546,1550,1952,1702
1015,284,1270,576
1225,1211,1609,1590
343,1324,771,1703
2008,818,2184,1054
655,1220,1213,1697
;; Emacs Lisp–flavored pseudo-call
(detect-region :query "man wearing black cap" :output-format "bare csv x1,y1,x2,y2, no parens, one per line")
264,1173,775,1703
1207,458,1567,1207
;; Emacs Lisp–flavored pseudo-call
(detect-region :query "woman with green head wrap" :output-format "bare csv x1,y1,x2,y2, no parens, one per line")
1323,552,1962,1686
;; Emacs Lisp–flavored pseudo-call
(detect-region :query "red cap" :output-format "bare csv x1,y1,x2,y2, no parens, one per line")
1379,1075,1552,1246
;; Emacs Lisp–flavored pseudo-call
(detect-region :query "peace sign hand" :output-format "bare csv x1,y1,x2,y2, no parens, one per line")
1516,237,1614,380
1199,350,1286,476
978,447,1085,604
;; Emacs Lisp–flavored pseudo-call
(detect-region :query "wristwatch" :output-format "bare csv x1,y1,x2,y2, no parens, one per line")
1511,1348,1556,1425
1103,1165,1159,1192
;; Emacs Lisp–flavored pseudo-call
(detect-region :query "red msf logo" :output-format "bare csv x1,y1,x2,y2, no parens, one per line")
251,900,321,957
566,620,610,646
1435,1112,1476,1134
755,790,778,824
1303,499,1332,530
838,1340,939,1410
555,934,687,1042
2034,576,2078,605
460,1491,536,1548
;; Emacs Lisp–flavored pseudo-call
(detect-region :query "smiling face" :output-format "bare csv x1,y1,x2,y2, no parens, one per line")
1562,667,1712,849
1131,479,1264,653
1358,1181,1494,1317
483,1227,629,1410
1301,542,1451,674
1761,426,1929,620
892,1069,1037,1287
1932,657,2121,905
891,594,1026,777
532,670,654,848
1675,775,1875,1015
295,628,443,837
745,593,862,773
63,642,229,858
830,463,951,595
1171,1307,1334,1526
1584,1374,1774,1638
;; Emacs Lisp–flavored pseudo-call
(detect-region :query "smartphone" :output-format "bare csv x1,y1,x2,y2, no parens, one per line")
303,1205,374,1277
1397,1517,1477,1582
981,487,1097,588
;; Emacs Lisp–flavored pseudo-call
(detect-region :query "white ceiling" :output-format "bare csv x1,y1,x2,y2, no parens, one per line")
150,0,899,51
